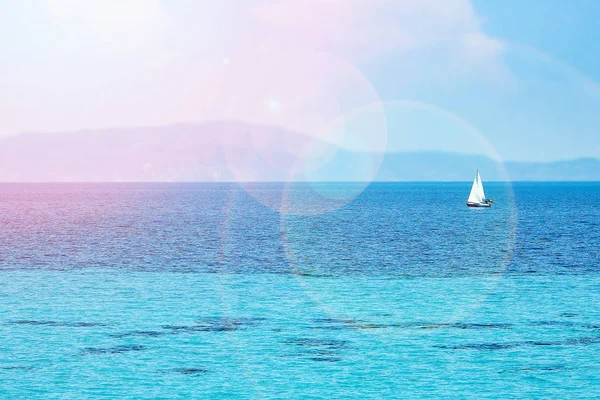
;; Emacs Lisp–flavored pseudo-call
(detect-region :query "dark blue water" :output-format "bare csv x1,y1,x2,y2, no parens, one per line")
0,182,599,398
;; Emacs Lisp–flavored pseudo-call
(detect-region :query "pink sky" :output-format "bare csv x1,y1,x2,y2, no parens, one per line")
0,0,504,137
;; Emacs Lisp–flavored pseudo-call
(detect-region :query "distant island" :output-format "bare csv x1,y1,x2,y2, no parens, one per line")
1,122,599,182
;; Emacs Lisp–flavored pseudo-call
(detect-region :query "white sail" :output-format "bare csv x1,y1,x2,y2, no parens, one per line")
467,178,481,203
476,170,486,200
467,170,484,204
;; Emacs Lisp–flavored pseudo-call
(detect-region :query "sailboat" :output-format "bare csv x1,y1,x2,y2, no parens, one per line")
466,170,493,207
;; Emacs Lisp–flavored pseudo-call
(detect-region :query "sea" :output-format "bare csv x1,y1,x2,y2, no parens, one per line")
0,182,599,399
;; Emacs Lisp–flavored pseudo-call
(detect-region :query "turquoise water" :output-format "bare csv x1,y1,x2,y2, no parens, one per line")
1,183,599,398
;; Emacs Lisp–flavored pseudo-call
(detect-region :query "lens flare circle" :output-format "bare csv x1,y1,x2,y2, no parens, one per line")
281,100,518,329
220,50,386,215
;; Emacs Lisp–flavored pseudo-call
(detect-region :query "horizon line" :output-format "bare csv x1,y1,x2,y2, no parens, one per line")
1,180,599,184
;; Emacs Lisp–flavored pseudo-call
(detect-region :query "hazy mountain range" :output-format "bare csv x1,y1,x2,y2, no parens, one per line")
0,122,598,182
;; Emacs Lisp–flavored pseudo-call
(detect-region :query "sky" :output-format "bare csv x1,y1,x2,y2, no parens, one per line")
0,0,599,164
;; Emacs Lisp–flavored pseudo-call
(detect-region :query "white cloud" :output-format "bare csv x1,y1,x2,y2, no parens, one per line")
253,0,505,67
44,0,167,52
0,0,506,137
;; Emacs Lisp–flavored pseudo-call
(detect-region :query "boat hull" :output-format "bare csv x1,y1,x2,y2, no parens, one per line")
466,202,491,208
